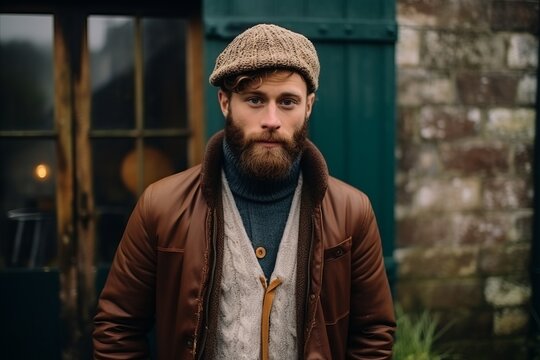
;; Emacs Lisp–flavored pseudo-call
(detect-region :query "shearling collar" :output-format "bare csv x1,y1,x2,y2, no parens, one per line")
200,130,328,209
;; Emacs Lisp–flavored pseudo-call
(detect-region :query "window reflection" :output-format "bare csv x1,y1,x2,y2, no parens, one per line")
92,138,136,263
92,138,186,264
0,140,57,268
144,137,188,180
89,16,135,130
143,18,188,129
0,15,54,131
89,17,190,264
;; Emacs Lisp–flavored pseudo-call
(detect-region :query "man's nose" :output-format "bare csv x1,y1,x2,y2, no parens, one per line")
261,103,281,130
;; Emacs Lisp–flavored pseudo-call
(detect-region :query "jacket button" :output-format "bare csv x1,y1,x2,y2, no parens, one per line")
310,293,316,301
335,248,343,256
186,338,193,348
255,246,266,259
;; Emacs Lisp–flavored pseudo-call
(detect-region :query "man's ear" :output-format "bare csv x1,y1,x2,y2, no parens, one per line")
218,90,230,118
305,93,316,118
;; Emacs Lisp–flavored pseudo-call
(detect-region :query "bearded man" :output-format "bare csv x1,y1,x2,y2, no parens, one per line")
93,23,396,360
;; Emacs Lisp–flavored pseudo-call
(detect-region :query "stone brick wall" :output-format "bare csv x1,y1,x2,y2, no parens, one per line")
395,0,538,358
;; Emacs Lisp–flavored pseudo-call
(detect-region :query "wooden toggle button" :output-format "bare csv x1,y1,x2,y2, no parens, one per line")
255,246,266,259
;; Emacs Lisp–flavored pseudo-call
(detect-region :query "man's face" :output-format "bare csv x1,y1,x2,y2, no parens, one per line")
218,71,316,181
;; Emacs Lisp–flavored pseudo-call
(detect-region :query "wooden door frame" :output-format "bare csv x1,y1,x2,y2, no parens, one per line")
54,12,95,357
2,2,204,358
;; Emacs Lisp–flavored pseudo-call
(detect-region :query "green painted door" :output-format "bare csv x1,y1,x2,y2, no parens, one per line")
203,0,397,284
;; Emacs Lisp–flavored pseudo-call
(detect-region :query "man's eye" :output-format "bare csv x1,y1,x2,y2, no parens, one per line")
247,97,262,105
280,98,298,107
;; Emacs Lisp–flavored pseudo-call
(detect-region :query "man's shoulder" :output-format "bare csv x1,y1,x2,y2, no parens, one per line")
325,176,372,211
152,164,202,186
142,164,203,203
327,176,369,199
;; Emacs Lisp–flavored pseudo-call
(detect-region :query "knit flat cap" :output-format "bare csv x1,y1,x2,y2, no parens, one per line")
209,24,320,93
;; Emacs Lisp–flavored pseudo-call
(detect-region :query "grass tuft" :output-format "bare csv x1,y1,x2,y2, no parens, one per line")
393,304,455,360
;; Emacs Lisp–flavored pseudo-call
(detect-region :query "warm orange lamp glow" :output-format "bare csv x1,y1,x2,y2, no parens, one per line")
121,146,174,195
35,164,49,180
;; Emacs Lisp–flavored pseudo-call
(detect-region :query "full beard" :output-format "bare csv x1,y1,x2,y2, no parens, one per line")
225,115,308,181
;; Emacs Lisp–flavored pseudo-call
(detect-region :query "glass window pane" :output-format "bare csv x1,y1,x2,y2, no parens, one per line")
144,137,188,183
92,137,187,264
92,138,137,208
143,18,188,129
92,138,136,264
0,15,54,131
89,16,135,130
0,139,57,268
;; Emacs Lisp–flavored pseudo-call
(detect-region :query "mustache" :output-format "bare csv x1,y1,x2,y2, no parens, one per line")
245,131,289,145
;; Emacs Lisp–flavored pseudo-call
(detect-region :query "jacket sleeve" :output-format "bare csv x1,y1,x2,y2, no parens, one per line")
93,186,156,359
347,199,396,359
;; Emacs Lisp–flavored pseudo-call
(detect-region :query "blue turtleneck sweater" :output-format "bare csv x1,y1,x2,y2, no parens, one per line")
222,140,301,279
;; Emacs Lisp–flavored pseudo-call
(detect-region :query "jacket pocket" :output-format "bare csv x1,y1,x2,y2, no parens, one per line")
157,246,185,253
156,247,185,295
320,237,352,325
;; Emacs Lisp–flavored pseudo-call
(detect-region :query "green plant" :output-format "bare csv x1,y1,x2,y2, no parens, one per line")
393,304,454,360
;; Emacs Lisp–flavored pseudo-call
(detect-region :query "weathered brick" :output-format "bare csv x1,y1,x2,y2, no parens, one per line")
397,212,511,247
491,1,539,33
397,0,492,30
395,0,538,356
397,278,485,309
493,307,529,335
516,73,537,105
456,72,519,106
445,339,529,360
396,178,414,211
399,68,456,105
458,213,513,245
424,31,506,69
412,178,481,211
398,143,441,175
397,215,454,247
396,142,415,173
483,177,533,209
419,106,480,140
397,26,420,66
484,277,531,307
436,309,493,341
397,106,418,141
440,142,509,174
479,244,531,275
508,33,539,69
514,143,533,175
513,212,533,242
395,246,478,278
487,108,536,140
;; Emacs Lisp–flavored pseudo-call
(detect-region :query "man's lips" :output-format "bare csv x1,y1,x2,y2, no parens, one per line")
256,140,282,148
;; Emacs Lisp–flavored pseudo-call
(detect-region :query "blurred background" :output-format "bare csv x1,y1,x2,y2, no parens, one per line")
0,0,537,359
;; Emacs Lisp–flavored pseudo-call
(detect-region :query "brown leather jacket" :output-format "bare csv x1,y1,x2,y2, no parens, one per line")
93,131,395,359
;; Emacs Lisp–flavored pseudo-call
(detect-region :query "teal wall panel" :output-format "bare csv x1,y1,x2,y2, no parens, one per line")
309,43,348,179
306,1,343,17
231,0,305,16
346,44,396,257
346,1,388,18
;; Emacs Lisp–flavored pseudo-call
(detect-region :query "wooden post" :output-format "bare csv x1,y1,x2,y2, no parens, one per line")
73,14,96,357
54,11,96,358
187,15,205,166
54,12,78,360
